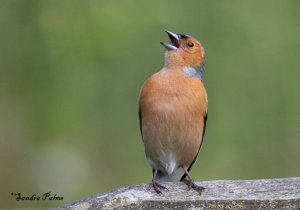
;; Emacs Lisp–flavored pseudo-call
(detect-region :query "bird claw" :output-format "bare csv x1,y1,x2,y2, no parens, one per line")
183,179,205,195
150,180,168,194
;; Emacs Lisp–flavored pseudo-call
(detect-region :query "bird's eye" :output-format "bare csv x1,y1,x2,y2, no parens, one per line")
187,42,194,47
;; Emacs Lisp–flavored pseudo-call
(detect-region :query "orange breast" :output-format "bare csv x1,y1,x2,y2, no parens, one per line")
139,70,207,173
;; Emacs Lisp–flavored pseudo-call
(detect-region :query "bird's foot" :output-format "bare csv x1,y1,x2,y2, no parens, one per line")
183,179,205,195
150,180,168,194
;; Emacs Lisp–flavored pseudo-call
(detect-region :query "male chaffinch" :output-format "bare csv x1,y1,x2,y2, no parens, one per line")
139,31,208,194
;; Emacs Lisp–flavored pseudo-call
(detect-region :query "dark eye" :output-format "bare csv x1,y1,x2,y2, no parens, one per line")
187,42,194,47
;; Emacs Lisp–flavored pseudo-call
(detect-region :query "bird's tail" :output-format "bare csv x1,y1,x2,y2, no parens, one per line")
154,168,186,182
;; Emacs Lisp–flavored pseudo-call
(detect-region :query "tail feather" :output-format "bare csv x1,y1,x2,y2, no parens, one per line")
154,168,186,182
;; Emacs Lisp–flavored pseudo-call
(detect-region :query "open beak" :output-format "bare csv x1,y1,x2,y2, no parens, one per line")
160,31,180,51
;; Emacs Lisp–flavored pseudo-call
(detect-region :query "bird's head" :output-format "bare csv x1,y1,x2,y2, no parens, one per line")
160,31,205,74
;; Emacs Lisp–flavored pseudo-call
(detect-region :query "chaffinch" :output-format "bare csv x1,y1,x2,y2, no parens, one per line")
139,31,208,194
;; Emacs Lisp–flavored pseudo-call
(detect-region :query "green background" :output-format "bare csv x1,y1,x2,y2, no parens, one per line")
0,0,299,208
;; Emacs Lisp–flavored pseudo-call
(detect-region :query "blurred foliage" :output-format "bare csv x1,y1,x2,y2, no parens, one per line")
0,0,299,208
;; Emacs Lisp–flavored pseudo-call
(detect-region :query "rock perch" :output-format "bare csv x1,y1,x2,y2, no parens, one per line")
56,177,300,210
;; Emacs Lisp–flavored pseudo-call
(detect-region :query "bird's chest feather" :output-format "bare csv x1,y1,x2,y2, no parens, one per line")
140,71,207,124
139,71,207,172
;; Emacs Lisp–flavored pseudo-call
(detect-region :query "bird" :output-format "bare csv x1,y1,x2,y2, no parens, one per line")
138,30,208,194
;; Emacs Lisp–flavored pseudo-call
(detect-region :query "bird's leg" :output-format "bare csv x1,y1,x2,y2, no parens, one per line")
182,167,205,194
150,169,168,194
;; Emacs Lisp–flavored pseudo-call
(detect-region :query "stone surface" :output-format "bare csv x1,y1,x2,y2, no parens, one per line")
56,177,300,210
